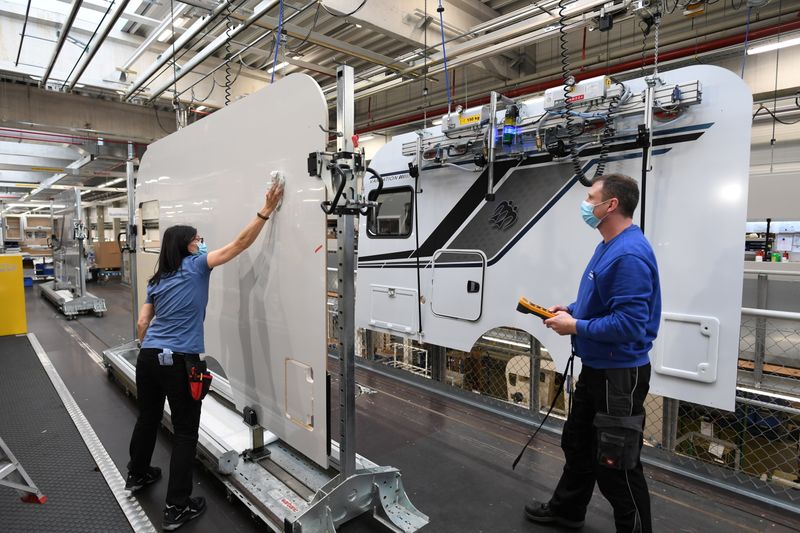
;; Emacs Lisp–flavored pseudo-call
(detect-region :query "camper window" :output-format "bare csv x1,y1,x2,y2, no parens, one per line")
140,200,161,252
367,187,413,238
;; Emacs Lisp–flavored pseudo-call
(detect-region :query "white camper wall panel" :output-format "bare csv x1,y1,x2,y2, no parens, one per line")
136,74,330,467
359,66,750,410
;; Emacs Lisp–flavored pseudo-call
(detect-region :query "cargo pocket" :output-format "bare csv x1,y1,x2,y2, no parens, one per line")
593,413,644,470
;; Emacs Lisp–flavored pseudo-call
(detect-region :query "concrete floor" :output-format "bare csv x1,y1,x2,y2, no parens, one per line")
19,280,800,533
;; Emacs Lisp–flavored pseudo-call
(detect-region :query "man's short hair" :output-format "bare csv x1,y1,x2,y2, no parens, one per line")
592,173,639,218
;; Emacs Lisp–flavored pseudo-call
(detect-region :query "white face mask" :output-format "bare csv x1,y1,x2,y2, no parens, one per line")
580,199,611,229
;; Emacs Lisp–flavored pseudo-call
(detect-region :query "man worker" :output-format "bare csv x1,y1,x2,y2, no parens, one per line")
525,173,661,533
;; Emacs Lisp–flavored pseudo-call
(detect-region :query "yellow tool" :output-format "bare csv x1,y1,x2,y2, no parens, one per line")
516,297,556,320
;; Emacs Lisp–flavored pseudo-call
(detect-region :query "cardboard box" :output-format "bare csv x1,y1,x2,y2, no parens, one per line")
94,241,122,269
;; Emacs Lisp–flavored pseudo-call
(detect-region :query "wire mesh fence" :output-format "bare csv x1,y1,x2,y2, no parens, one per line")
353,313,800,506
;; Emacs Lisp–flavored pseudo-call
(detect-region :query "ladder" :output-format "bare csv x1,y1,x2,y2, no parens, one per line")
0,436,47,504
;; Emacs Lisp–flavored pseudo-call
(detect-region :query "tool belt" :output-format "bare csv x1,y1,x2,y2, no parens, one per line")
184,357,212,401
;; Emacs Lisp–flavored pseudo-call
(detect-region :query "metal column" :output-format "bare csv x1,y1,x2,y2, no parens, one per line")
290,65,427,532
335,65,357,478
430,345,446,382
97,206,105,243
662,398,680,452
364,329,376,362
336,67,355,154
529,336,541,414
126,142,139,340
75,189,88,297
337,213,356,477
753,273,769,386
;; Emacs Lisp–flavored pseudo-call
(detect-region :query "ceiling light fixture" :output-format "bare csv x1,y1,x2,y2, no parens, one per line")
747,35,800,55
100,178,125,187
267,61,289,74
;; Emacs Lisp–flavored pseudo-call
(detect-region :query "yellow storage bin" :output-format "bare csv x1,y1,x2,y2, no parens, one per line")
0,254,27,336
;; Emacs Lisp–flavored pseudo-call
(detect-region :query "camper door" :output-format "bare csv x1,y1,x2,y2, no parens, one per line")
357,171,421,335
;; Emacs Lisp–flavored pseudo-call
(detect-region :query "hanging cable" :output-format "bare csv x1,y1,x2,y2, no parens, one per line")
286,0,321,55
190,80,217,104
127,0,250,102
558,0,591,186
769,0,783,173
169,0,182,126
320,0,368,17
652,8,660,78
436,0,452,115
740,7,752,78
639,13,655,76
224,1,234,105
270,0,285,83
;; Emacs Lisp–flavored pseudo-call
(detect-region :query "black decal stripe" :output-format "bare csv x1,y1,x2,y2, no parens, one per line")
412,158,519,259
486,148,671,267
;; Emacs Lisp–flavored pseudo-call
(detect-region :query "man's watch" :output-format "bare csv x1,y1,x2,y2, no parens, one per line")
135,339,142,349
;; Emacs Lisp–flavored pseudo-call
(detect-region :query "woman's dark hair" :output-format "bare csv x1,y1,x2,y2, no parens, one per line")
148,225,197,286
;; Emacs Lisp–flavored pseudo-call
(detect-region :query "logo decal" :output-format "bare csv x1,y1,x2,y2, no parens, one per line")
489,201,519,231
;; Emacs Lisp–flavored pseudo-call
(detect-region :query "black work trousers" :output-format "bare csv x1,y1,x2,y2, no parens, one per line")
549,363,652,533
128,348,202,507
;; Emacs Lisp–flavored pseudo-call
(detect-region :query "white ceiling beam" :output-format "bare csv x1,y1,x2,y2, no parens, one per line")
79,0,170,29
41,0,83,86
124,0,239,100
337,0,614,99
64,0,132,90
120,3,191,72
0,141,80,161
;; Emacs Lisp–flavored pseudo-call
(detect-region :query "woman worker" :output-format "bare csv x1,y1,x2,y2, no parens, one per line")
125,181,283,531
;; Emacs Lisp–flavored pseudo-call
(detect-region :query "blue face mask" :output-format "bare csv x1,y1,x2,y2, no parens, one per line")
580,199,611,229
192,242,208,256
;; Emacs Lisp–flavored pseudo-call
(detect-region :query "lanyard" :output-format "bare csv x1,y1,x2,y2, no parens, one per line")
512,346,576,470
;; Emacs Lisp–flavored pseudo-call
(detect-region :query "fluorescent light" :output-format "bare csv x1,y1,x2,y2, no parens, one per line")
432,118,442,126
481,335,531,350
8,203,65,208
747,35,800,55
175,17,189,28
355,23,362,28
157,29,173,42
267,61,289,74
195,105,208,112
97,178,125,187
292,55,302,60
357,134,374,142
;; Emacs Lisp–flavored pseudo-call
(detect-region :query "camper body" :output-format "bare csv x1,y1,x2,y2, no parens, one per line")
357,65,752,410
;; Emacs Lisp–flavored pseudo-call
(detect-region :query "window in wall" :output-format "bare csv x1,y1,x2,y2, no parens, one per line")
367,187,413,238
140,200,161,252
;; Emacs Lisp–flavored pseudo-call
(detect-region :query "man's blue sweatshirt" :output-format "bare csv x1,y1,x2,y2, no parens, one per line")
568,225,661,369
